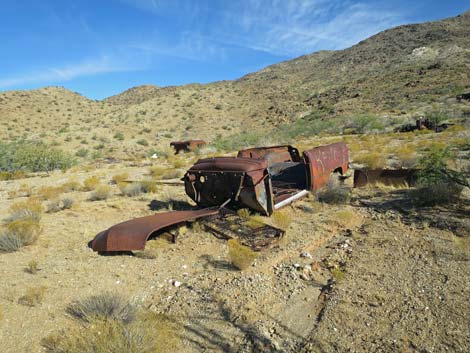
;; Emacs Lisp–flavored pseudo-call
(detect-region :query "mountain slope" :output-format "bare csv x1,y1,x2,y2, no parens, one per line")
0,12,469,158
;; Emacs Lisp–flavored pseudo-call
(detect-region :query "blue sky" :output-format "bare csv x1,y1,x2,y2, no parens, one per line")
0,0,467,99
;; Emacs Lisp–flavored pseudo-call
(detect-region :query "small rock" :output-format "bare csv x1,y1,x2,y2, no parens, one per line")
172,280,182,287
301,252,313,258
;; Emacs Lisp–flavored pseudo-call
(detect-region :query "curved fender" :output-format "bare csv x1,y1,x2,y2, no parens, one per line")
90,208,219,252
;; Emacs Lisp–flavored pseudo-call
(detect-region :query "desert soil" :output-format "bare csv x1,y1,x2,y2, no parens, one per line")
0,164,469,353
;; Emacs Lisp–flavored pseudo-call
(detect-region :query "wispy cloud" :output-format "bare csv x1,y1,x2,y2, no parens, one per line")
0,55,136,89
121,0,408,58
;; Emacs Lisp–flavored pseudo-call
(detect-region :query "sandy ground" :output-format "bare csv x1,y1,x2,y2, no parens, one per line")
0,164,469,353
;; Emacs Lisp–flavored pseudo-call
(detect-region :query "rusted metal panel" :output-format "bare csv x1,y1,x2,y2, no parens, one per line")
90,208,219,252
303,142,349,191
237,145,301,164
184,157,273,215
170,140,206,154
353,169,418,188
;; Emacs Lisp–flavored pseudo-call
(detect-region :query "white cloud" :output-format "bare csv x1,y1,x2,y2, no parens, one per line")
0,55,136,89
119,0,408,57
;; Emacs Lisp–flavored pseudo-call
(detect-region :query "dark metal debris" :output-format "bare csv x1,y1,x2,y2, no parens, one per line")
170,140,206,154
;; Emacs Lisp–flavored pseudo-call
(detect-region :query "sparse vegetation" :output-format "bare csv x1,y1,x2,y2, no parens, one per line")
82,176,101,191
272,209,293,230
67,293,136,324
0,141,75,173
26,260,39,274
89,185,112,201
18,286,46,307
228,238,258,270
317,185,351,204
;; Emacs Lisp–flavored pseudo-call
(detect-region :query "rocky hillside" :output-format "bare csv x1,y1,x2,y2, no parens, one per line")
0,12,469,157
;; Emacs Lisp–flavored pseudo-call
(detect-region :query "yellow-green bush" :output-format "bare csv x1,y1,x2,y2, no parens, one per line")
82,176,101,191
228,238,258,270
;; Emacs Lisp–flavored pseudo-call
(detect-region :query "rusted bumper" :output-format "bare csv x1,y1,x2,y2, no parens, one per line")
90,208,219,252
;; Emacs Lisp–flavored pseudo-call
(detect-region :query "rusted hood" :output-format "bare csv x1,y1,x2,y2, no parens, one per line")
90,208,219,252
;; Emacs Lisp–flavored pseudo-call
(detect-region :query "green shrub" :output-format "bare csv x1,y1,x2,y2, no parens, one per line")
0,141,75,173
137,139,149,146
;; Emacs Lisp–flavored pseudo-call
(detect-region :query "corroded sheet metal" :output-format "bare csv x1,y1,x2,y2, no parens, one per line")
237,145,301,164
90,208,219,252
184,157,273,215
303,142,349,191
353,169,418,188
170,140,206,154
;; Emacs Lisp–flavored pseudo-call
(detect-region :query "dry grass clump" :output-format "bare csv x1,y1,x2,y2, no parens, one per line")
60,180,81,192
8,198,43,222
244,215,266,229
353,152,386,169
237,208,251,219
89,185,112,201
140,180,157,193
44,294,180,353
396,146,417,168
82,176,101,191
171,157,186,169
161,169,183,179
42,313,179,353
330,209,362,229
330,267,345,282
119,182,143,197
18,286,46,307
35,186,63,200
317,185,351,204
228,238,258,270
111,173,129,184
272,209,293,230
67,293,136,324
148,166,167,178
26,260,39,274
46,198,74,213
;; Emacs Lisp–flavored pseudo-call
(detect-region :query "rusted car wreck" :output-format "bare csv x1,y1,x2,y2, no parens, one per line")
90,142,349,253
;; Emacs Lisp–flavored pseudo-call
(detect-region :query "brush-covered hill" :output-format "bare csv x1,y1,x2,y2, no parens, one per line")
1,12,469,158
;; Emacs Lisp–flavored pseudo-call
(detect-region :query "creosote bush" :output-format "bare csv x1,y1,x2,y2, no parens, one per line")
228,238,258,270
0,141,75,173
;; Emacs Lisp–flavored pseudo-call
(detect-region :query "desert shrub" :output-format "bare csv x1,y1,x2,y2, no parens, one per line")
140,180,157,193
119,182,142,197
212,131,267,151
137,139,149,146
237,208,251,220
353,152,385,168
0,141,75,172
162,169,183,180
62,198,74,209
228,238,258,270
350,114,384,134
272,209,292,230
67,293,136,324
330,267,345,282
75,148,88,158
8,199,43,222
46,200,62,213
36,186,62,200
244,215,266,229
396,145,417,168
89,185,112,201
331,209,361,228
114,132,125,141
61,180,81,192
172,158,186,169
46,198,74,213
82,176,100,191
112,173,129,184
26,260,39,274
42,312,180,353
0,231,24,252
148,166,166,178
317,185,351,204
18,286,46,306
